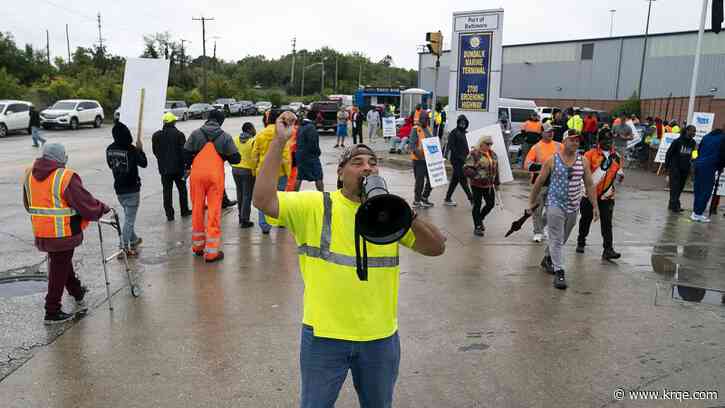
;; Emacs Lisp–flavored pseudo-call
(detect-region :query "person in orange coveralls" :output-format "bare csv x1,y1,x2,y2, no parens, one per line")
183,109,240,262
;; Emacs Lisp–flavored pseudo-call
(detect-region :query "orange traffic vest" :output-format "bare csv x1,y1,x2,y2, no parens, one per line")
24,167,88,239
410,126,427,161
413,110,422,126
585,149,621,200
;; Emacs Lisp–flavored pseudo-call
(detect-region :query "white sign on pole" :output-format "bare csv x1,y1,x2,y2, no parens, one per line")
447,9,504,135
465,123,514,184
421,137,448,188
654,133,680,163
119,58,170,139
693,112,715,142
382,116,396,138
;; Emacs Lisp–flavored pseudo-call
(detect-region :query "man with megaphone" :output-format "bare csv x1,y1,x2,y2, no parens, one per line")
253,111,446,408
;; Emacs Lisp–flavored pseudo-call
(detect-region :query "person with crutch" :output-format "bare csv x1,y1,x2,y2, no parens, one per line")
23,143,110,324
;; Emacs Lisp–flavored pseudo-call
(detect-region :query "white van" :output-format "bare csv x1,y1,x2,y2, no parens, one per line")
497,98,538,136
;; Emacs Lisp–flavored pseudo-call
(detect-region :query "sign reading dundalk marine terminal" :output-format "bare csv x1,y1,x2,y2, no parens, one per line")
448,9,503,132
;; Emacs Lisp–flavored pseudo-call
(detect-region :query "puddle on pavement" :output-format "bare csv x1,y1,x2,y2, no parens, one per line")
0,278,47,298
651,244,725,306
671,284,725,306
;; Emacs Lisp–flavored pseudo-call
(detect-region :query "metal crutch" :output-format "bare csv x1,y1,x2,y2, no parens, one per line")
98,208,140,311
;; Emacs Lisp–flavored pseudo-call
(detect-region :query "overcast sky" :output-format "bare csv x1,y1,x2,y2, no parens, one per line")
6,0,712,70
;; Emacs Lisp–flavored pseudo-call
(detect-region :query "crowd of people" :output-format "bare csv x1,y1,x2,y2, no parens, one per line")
20,99,725,407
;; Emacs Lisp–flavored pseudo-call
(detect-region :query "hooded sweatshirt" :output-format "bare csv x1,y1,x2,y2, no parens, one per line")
184,119,241,168
25,158,108,252
151,122,186,176
446,115,470,164
664,134,696,174
107,122,148,195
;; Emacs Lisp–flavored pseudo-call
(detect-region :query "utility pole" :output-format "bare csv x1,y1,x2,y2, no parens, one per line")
637,0,656,100
212,36,221,60
687,0,709,124
290,37,296,93
358,58,363,88
334,56,338,92
609,9,616,37
46,29,50,65
96,13,104,51
66,24,71,63
192,16,214,102
180,39,190,72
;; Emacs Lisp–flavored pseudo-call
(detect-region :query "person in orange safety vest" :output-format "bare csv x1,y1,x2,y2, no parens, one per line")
184,110,241,262
23,143,110,324
576,129,624,260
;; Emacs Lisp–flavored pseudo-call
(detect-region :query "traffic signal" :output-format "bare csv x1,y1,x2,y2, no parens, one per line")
426,31,443,56
714,0,723,34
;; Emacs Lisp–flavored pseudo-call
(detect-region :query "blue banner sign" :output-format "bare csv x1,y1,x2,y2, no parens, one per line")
457,32,492,112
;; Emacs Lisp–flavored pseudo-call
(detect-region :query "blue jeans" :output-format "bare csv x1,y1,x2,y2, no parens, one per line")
117,192,140,248
31,127,46,146
300,325,400,408
258,176,288,232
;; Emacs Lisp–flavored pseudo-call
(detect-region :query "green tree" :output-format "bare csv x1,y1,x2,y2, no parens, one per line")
0,68,24,99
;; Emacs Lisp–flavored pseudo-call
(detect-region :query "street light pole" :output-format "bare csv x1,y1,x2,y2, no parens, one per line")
637,0,655,100
609,9,616,37
687,0,709,124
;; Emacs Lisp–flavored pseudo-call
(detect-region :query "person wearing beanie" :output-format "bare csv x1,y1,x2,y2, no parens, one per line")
107,121,148,256
152,112,191,221
231,122,257,228
253,111,445,407
24,143,110,323
184,109,241,261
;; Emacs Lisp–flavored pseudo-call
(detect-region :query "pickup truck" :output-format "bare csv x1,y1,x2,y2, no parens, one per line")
306,100,341,133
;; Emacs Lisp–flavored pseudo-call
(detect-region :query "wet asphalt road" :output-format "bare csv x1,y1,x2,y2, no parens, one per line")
0,117,724,406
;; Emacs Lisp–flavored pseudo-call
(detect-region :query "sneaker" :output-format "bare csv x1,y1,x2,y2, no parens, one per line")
396,149,402,154
180,210,192,217
167,216,175,222
690,213,699,222
389,149,396,154
540,256,554,274
420,201,434,208
602,248,622,260
44,311,75,325
553,270,568,289
532,233,543,243
261,228,271,235
334,144,340,148
444,200,457,206
240,221,254,228
412,201,422,209
222,200,237,209
576,244,585,254
131,237,143,249
205,251,224,263
473,226,484,236
75,286,89,312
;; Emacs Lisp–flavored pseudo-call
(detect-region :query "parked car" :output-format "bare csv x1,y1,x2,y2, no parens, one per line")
187,103,215,120
212,98,243,116
536,106,558,122
255,101,272,115
0,100,33,137
165,100,189,121
306,100,341,133
279,105,292,112
237,100,257,116
41,99,104,130
289,102,304,113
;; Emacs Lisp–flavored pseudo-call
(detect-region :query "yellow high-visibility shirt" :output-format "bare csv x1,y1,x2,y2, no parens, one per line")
268,190,416,341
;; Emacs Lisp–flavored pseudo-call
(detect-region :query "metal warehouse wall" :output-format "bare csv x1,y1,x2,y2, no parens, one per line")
419,31,725,104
